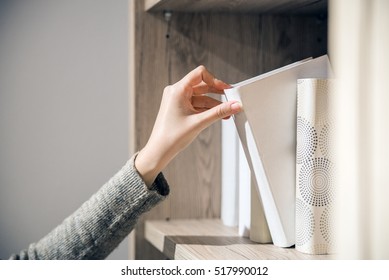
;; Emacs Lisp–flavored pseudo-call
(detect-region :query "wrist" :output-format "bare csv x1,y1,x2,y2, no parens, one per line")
135,145,167,187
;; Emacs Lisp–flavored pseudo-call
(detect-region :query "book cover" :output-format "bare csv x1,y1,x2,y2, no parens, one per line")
224,55,331,247
222,116,271,241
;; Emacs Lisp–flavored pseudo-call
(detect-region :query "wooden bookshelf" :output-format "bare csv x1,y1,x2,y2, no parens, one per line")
130,0,328,259
145,219,332,260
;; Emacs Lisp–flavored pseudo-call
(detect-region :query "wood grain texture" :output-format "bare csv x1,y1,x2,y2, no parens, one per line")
145,219,333,259
132,0,327,259
145,0,328,14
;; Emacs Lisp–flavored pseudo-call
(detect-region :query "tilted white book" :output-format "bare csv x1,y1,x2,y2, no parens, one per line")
224,55,331,247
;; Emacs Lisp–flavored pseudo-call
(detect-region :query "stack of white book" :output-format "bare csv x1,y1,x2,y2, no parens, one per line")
221,55,331,248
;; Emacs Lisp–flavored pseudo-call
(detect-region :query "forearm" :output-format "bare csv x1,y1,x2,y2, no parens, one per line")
10,153,169,260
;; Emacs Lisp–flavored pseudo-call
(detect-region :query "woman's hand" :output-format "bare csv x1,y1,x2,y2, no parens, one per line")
135,65,242,186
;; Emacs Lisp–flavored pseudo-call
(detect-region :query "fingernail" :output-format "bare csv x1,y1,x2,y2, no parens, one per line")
230,102,242,112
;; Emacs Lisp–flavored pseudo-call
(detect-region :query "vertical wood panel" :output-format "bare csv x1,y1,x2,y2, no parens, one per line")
133,0,327,259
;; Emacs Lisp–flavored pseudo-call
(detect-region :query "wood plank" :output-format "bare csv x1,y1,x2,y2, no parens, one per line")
145,0,328,14
133,0,327,259
145,219,333,259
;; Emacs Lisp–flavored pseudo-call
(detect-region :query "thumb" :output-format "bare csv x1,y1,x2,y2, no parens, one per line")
198,100,242,128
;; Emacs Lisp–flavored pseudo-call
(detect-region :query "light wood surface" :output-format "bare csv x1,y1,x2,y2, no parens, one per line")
131,0,327,259
145,219,333,259
145,0,328,14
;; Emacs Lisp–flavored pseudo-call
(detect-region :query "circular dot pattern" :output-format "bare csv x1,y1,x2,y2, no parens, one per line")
320,205,334,244
299,158,334,207
314,80,330,126
296,198,315,246
296,117,317,164
319,123,330,157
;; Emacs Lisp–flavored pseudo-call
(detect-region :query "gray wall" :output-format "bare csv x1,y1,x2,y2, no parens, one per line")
0,0,129,259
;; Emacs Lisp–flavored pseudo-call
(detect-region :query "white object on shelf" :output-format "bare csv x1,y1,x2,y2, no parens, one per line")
250,176,272,243
295,78,335,254
225,55,331,247
221,117,239,227
238,142,251,236
222,115,271,240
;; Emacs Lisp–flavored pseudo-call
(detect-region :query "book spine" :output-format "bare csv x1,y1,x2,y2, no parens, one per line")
250,176,272,243
295,78,335,254
221,114,239,227
238,141,250,236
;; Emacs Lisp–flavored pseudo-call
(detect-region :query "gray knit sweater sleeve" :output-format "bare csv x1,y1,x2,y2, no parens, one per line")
9,153,169,260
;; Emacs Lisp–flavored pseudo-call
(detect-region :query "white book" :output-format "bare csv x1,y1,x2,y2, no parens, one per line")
222,114,272,241
238,141,250,237
221,117,239,227
224,55,331,247
250,176,272,243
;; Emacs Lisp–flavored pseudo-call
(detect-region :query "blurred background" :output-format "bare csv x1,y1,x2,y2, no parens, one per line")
0,0,129,259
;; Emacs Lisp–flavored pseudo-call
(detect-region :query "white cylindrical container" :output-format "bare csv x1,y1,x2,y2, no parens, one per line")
295,78,335,254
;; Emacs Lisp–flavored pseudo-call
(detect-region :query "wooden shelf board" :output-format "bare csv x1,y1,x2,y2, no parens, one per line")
145,0,328,14
145,219,333,260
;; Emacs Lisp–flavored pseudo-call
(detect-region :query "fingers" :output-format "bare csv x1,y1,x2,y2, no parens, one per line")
181,65,231,91
192,95,222,110
198,100,242,128
192,82,225,95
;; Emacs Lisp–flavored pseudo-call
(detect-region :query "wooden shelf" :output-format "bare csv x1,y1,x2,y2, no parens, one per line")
132,0,328,259
145,0,328,14
145,219,332,260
